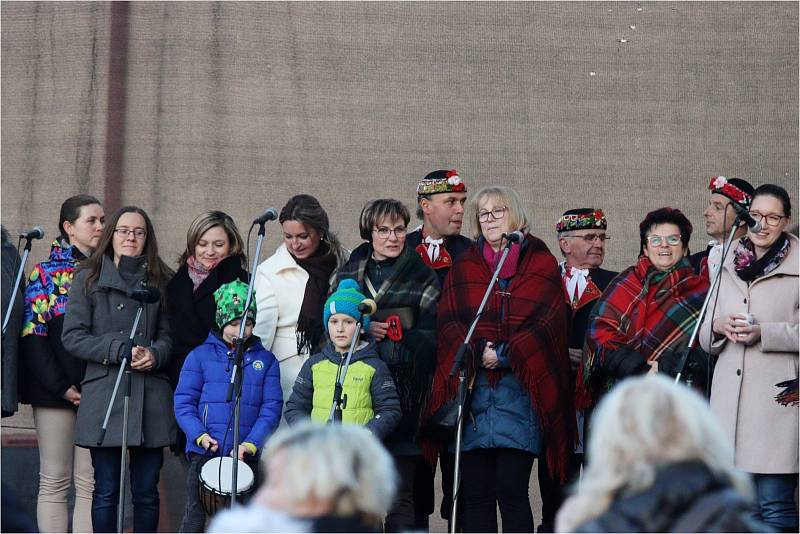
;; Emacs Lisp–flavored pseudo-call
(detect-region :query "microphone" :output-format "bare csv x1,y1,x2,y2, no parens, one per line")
730,203,762,232
253,208,278,225
502,231,524,243
126,287,161,303
358,299,377,316
20,226,45,240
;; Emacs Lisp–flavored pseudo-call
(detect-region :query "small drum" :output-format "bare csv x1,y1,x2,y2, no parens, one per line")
198,456,255,516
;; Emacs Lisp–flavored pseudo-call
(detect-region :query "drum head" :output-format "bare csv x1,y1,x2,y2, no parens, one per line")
200,456,255,495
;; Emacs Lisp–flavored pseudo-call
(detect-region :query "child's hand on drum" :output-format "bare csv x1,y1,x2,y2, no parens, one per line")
200,434,218,453
232,444,251,460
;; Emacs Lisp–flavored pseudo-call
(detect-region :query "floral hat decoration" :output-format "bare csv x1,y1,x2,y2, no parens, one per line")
709,176,754,209
556,208,607,233
416,169,467,196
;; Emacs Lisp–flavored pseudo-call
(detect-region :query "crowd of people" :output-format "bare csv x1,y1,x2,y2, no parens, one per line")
0,170,797,533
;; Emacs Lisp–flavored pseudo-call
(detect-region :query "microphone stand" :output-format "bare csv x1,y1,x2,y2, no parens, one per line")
96,303,145,533
327,322,363,423
675,215,743,385
226,219,267,506
2,234,34,336
448,237,515,534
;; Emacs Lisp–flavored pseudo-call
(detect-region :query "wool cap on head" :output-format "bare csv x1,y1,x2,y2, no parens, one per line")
416,169,467,196
323,279,371,332
708,176,754,209
556,208,607,233
214,280,256,330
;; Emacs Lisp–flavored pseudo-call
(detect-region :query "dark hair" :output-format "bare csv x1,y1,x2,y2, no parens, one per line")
279,194,345,264
752,184,792,218
359,199,411,241
58,194,102,241
178,210,245,266
80,206,174,293
638,207,693,256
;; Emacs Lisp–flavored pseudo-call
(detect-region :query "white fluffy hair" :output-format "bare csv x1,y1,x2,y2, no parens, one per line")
263,422,397,523
556,374,753,532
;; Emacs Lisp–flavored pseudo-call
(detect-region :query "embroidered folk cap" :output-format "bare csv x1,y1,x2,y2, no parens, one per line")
416,169,467,196
708,176,754,209
556,208,607,233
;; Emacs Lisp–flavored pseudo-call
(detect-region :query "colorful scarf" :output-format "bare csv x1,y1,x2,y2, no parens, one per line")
423,235,575,481
733,233,790,283
576,256,709,409
295,241,338,355
481,240,521,279
186,255,218,291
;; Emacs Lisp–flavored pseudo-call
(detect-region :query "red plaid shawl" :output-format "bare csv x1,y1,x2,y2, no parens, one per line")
576,256,709,409
423,235,575,481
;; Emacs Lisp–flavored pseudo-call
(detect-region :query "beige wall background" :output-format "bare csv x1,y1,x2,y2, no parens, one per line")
3,1,798,273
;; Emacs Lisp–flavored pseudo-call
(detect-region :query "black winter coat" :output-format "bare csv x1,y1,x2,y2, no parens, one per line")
165,255,248,388
574,461,766,533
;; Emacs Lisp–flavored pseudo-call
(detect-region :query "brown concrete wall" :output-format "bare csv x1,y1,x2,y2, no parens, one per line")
3,1,797,274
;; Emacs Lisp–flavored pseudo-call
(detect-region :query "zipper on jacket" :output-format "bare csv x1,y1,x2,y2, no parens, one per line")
202,404,208,426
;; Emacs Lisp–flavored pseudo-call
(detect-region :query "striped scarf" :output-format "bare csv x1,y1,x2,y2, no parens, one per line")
576,256,709,409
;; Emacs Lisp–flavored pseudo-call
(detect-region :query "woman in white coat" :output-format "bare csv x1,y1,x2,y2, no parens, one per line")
253,195,347,417
700,183,798,532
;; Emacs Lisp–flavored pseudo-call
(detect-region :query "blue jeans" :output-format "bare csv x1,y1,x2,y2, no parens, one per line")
89,447,164,533
752,473,799,532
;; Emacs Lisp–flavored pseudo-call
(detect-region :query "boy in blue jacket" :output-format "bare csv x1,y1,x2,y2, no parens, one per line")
174,280,282,532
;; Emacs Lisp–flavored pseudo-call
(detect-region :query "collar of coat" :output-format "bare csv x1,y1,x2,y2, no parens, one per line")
98,254,147,292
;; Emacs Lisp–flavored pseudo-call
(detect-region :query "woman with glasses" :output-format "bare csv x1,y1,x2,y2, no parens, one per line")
20,195,104,532
576,207,710,411
699,184,798,532
253,195,347,418
62,206,175,532
334,198,440,532
424,186,574,532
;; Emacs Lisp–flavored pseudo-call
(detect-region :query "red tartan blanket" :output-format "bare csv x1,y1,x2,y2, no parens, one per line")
422,235,575,481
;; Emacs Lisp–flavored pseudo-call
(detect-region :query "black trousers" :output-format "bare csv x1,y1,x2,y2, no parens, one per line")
385,455,419,533
536,452,583,532
459,448,535,533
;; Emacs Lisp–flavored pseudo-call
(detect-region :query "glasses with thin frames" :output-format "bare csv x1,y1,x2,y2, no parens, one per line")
373,226,407,240
478,206,507,223
748,211,786,227
563,233,609,243
647,234,681,247
114,228,147,240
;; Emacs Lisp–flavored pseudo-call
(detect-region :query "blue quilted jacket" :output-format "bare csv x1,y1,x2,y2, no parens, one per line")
174,332,282,457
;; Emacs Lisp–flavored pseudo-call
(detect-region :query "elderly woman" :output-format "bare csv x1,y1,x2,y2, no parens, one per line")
253,195,347,413
20,194,104,533
700,184,798,532
576,207,710,409
556,375,764,532
62,206,174,532
424,185,574,533
334,198,440,532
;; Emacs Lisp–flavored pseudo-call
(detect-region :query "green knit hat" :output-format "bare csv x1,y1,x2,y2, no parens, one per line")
214,280,256,330
323,279,371,332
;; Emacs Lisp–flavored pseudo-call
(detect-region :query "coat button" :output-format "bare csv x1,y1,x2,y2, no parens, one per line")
119,330,124,334
117,303,124,310
743,298,747,304
736,369,742,376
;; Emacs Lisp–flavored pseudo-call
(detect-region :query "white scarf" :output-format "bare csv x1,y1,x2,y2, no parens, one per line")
562,262,589,302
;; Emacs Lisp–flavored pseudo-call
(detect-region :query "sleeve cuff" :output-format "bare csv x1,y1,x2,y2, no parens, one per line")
242,442,257,455
195,433,210,446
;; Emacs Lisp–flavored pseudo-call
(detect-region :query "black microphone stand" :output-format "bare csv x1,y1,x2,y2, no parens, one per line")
96,300,146,533
226,219,268,506
675,214,744,384
1,234,35,336
448,236,515,534
327,321,364,423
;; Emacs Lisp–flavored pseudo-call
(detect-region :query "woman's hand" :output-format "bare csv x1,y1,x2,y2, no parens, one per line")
368,321,389,342
482,342,499,369
713,314,757,344
62,385,81,407
131,346,156,371
736,324,761,346
200,435,219,453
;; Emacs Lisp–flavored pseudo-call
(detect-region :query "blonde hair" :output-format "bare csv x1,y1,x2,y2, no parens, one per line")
469,185,530,239
556,374,753,532
262,422,396,525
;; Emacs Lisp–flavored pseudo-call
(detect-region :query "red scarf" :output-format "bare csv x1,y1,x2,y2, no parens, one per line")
482,240,521,279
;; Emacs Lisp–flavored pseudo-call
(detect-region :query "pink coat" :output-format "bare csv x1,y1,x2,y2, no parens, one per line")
700,233,799,474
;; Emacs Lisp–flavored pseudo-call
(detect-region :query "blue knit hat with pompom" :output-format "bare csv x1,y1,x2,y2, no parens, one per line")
323,279,371,332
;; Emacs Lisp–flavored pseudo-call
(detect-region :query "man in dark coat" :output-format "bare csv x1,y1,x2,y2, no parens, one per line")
688,176,754,277
405,169,472,530
1,226,23,417
536,208,618,532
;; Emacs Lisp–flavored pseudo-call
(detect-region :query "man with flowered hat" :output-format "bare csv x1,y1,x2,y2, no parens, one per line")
689,175,755,278
537,208,619,533
407,169,473,286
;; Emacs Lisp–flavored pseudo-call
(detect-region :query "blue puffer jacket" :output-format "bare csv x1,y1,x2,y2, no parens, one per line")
174,332,282,457
459,345,543,455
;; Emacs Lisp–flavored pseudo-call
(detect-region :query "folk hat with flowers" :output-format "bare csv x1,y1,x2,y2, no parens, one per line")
556,208,607,233
416,169,467,196
708,176,754,209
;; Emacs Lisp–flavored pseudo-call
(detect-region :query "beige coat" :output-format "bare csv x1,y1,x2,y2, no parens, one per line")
700,233,799,474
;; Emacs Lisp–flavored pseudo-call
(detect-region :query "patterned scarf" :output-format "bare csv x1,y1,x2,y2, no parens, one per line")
576,256,709,409
295,241,338,356
186,255,218,291
733,233,790,283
